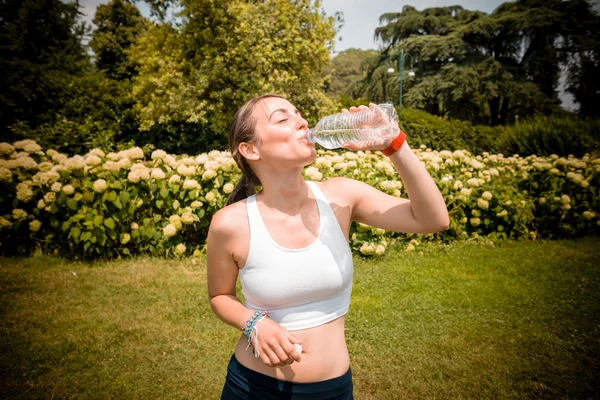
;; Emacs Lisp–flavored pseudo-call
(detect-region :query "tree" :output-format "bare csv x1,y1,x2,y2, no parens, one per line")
129,0,338,138
90,0,148,80
0,0,91,136
323,48,378,100
369,2,598,125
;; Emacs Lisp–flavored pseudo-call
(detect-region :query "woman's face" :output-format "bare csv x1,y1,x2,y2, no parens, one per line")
250,96,316,167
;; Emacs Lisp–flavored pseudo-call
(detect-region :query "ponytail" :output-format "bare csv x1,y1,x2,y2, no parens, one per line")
226,175,257,206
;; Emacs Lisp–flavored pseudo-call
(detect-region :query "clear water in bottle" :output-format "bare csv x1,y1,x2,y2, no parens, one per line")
306,103,398,149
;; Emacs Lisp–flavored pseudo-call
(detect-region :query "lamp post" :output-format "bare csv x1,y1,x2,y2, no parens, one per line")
387,50,415,114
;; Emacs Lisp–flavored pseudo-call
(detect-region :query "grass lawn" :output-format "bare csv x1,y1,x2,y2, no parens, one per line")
1,238,599,399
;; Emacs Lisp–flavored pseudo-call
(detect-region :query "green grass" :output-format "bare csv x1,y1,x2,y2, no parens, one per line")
1,239,599,399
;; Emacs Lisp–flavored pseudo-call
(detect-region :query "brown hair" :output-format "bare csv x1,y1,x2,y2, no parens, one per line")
225,93,285,206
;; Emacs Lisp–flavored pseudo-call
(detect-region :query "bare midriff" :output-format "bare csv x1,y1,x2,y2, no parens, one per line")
234,315,349,383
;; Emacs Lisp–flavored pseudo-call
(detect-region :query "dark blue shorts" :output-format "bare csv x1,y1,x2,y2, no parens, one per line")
220,354,354,400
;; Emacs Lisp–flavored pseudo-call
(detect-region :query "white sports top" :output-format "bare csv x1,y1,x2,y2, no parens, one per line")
239,181,354,331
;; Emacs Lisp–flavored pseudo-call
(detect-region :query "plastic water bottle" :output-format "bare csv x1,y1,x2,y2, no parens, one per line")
306,103,398,149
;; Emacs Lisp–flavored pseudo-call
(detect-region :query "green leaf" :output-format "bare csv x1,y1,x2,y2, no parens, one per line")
113,198,123,210
70,227,81,240
94,215,104,226
122,248,130,255
81,231,92,242
156,200,164,208
104,218,116,230
160,187,169,198
107,191,117,202
154,214,161,223
62,220,72,231
66,199,78,210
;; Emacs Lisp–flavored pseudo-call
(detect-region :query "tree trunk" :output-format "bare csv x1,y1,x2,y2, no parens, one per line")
489,96,500,126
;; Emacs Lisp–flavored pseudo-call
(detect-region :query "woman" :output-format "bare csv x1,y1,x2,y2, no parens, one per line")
207,94,449,399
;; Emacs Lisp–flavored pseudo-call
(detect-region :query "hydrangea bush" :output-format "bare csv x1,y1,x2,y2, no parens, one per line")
0,140,599,259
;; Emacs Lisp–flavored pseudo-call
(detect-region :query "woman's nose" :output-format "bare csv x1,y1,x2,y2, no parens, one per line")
297,116,308,130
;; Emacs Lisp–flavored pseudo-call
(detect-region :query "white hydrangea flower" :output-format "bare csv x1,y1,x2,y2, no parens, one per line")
0,167,12,182
16,156,38,170
117,157,132,170
459,188,472,197
44,192,56,203
12,209,28,220
103,161,121,171
496,210,508,217
37,199,46,209
304,167,323,181
195,154,208,165
13,139,37,150
470,217,481,227
151,149,167,160
453,180,463,190
163,224,177,237
467,178,480,187
61,184,74,195
37,161,53,172
93,179,108,193
471,209,481,217
46,149,58,157
125,147,144,159
375,245,386,256
31,171,60,186
50,182,62,192
0,142,15,156
583,211,596,220
174,243,186,257
202,169,217,180
180,157,196,166
359,242,376,255
16,182,34,202
130,222,139,230
205,192,216,205
85,155,102,167
181,212,198,225
23,143,42,153
477,197,490,210
169,174,181,184
177,164,196,177
29,220,41,232
64,156,86,170
0,216,12,229
190,201,202,209
223,183,235,194
121,233,131,245
52,153,68,164
164,155,177,168
561,194,571,204
481,191,493,201
183,179,201,190
151,168,166,180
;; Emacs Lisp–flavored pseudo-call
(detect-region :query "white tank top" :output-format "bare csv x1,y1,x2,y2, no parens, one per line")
239,181,354,331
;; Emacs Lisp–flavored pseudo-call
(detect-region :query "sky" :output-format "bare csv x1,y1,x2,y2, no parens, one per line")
79,0,592,110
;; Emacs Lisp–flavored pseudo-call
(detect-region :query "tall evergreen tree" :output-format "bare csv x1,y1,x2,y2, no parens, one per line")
90,0,147,80
0,0,91,135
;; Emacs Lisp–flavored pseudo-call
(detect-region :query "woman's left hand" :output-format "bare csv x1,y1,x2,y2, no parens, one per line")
340,104,399,152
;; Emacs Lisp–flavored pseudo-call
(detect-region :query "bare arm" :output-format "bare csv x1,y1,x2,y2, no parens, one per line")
206,208,254,330
339,105,449,233
206,206,302,366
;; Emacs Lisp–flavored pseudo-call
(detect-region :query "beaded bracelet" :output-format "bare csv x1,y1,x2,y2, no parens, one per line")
242,310,269,347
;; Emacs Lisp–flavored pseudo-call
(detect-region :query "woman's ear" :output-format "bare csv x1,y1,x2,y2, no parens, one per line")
238,142,260,161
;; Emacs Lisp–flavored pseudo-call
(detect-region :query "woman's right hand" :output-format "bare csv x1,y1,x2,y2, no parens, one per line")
253,318,303,367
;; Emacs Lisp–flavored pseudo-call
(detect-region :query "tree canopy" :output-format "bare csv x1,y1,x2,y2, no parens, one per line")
352,1,600,124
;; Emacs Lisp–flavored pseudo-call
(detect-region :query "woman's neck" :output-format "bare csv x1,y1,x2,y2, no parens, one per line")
256,170,310,216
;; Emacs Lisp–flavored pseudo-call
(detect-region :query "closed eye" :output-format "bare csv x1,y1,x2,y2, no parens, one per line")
278,118,289,123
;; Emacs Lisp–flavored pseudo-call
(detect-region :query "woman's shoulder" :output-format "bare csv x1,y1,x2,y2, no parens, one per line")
209,198,248,234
